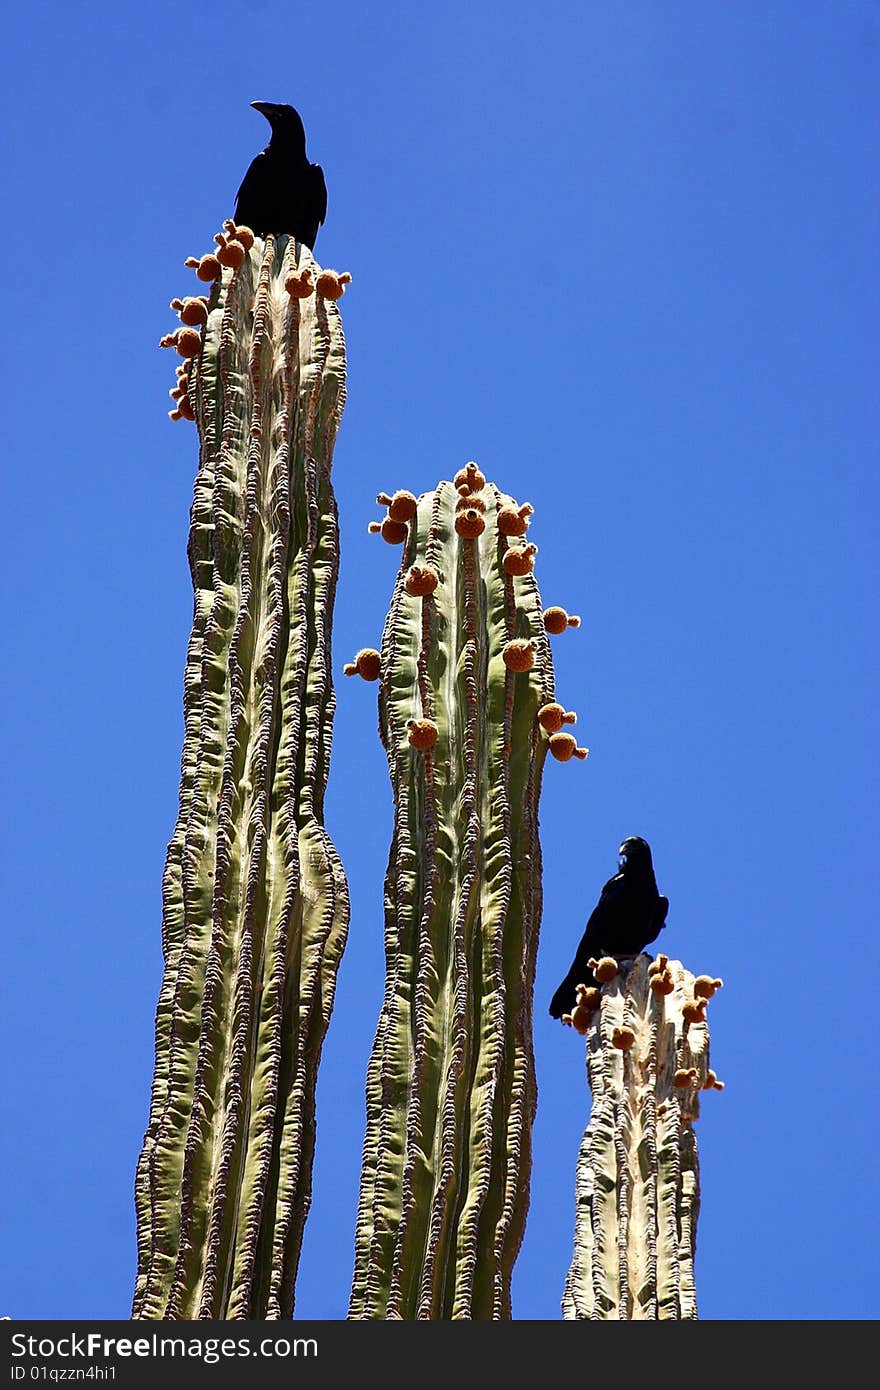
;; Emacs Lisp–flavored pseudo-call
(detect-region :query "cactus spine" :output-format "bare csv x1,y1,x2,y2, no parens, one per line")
133,233,349,1318
562,955,722,1320
351,474,581,1319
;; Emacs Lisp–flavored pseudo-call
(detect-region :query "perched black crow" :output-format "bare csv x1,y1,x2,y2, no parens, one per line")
233,102,327,248
549,837,668,1020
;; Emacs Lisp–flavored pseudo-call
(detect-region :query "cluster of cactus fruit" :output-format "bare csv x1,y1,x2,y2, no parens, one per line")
159,220,350,424
138,210,724,1319
561,953,723,1319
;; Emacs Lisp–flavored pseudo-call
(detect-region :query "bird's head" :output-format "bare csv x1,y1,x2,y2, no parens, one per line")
618,836,652,870
251,101,307,151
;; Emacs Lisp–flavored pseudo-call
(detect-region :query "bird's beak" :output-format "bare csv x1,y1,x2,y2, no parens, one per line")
251,101,273,116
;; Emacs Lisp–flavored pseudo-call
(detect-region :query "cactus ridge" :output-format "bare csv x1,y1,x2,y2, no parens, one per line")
350,480,564,1320
133,234,349,1319
562,955,717,1320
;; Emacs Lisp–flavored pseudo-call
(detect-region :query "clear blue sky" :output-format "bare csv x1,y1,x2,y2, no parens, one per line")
1,1,876,1321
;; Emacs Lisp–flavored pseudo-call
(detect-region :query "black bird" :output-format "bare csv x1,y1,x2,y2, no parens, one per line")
549,837,669,1020
233,102,327,248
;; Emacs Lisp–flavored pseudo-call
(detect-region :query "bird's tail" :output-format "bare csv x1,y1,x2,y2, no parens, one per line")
549,968,595,1020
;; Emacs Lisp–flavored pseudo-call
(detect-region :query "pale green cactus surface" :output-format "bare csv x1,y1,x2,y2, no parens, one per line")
350,474,573,1320
133,235,349,1319
563,955,721,1320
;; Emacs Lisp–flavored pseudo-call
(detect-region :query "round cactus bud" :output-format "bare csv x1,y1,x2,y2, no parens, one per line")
368,517,408,544
502,639,536,673
543,606,581,634
537,702,576,733
217,239,246,268
344,648,381,681
548,732,589,762
693,975,723,998
611,1026,635,1051
497,502,533,536
682,998,708,1024
502,543,538,577
455,489,487,512
405,565,439,597
575,985,601,1012
648,953,669,975
406,718,438,751
315,269,352,300
232,224,255,250
175,327,202,359
193,254,221,282
586,956,617,984
176,395,195,422
455,508,486,538
674,1068,698,1088
175,296,209,327
284,268,314,298
649,970,675,995
453,462,486,493
377,490,418,523
570,1004,593,1036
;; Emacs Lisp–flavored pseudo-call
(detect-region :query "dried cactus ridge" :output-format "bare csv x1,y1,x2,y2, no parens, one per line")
350,476,585,1320
133,233,349,1319
563,954,723,1320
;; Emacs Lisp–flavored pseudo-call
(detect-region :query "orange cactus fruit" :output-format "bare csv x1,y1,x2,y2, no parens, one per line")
226,222,255,250
406,718,438,751
455,488,487,512
587,956,618,983
682,998,708,1024
454,508,486,539
452,461,486,493
217,239,246,269
368,518,408,545
537,702,576,733
185,254,221,282
548,732,589,762
171,296,209,327
648,953,669,975
377,490,418,523
575,985,602,1012
343,648,381,681
284,268,314,298
174,327,202,359
649,969,675,996
674,1068,698,1088
405,565,439,597
315,269,352,300
611,1026,635,1052
496,503,533,536
176,395,195,422
543,606,581,635
570,1004,593,1036
502,639,537,673
693,976,724,999
502,543,538,577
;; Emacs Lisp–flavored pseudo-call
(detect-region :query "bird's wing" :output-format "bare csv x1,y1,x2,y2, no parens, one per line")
233,151,271,223
311,163,328,227
642,895,669,946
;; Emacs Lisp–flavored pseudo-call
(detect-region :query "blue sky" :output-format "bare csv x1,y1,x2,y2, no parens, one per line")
1,1,877,1320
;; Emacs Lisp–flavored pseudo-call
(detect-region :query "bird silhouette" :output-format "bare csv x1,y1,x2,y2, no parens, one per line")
233,102,327,247
549,837,668,1020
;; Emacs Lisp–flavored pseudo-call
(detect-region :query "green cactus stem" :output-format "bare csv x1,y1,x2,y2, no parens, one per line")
562,954,723,1320
133,232,349,1319
350,473,581,1320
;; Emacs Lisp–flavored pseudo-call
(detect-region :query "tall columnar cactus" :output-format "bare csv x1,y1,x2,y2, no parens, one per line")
133,229,350,1319
562,954,724,1320
349,467,587,1319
